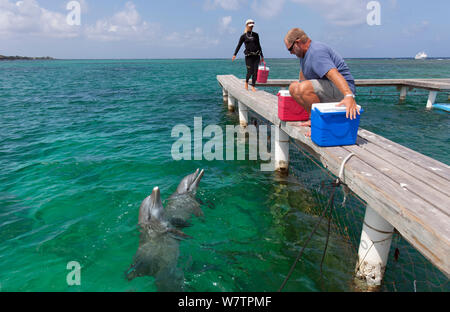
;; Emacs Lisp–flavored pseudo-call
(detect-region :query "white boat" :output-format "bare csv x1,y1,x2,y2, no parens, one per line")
415,51,428,60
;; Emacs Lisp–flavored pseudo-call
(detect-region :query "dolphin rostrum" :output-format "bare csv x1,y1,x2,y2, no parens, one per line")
164,169,205,228
126,187,187,291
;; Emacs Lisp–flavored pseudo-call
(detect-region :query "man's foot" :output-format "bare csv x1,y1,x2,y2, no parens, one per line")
251,86,256,92
300,120,311,127
245,82,249,90
292,121,312,137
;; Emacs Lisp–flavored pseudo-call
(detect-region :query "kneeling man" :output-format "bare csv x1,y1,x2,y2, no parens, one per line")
284,28,359,134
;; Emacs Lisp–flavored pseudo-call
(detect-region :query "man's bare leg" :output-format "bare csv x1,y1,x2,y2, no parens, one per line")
245,82,249,90
289,81,320,137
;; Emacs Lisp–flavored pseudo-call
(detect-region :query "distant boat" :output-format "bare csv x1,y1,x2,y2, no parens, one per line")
414,52,428,60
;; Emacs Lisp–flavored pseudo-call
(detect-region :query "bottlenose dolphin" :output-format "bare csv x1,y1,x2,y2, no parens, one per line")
126,187,186,291
164,169,205,228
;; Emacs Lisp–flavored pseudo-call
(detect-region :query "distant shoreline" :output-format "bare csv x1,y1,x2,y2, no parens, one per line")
0,55,54,61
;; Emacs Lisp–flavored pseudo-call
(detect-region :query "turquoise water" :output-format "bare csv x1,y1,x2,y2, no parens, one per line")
0,59,449,292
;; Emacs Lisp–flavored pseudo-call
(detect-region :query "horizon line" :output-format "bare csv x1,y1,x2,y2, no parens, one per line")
8,56,450,61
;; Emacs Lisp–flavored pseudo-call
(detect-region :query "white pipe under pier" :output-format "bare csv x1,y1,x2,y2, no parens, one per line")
227,94,236,112
426,91,437,109
238,101,248,128
399,86,407,102
355,206,394,291
222,88,228,105
274,127,290,172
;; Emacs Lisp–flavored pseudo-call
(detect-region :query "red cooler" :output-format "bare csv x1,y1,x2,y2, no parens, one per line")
256,61,269,83
277,90,310,121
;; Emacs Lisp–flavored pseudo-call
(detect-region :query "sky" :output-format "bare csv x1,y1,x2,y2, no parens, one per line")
1,0,449,59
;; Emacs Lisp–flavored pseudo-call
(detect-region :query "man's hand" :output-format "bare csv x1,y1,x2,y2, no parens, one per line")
337,95,360,120
232,55,236,62
325,69,359,119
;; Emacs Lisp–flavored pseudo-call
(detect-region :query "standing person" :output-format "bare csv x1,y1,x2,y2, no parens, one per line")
284,28,359,134
232,19,264,92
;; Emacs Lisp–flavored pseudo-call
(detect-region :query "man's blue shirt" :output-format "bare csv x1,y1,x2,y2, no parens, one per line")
300,41,356,94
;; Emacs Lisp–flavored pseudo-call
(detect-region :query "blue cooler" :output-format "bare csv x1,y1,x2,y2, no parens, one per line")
311,103,363,147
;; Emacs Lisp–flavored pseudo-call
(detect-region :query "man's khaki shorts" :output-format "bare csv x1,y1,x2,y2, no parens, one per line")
310,79,344,103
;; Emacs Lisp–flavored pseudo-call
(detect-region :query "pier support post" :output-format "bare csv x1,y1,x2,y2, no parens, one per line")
355,206,394,290
222,89,228,105
238,101,248,128
274,127,290,172
426,91,437,109
399,86,407,102
227,94,236,112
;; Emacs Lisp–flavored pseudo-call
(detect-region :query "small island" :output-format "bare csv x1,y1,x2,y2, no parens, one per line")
0,55,54,61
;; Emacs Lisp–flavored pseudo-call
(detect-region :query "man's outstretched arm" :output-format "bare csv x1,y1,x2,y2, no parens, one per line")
299,71,305,81
326,68,359,120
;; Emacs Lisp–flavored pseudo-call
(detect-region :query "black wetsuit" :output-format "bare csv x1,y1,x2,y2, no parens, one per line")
233,31,264,87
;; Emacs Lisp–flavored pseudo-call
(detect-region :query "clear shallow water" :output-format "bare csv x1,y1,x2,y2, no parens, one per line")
0,59,448,292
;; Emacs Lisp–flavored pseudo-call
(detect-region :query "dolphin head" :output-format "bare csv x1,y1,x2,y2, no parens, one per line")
139,187,165,225
175,169,204,195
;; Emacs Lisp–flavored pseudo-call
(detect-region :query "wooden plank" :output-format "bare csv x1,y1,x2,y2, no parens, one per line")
402,80,449,91
344,141,450,216
218,75,279,126
356,79,407,87
248,78,450,91
217,75,450,276
358,129,450,181
354,135,450,198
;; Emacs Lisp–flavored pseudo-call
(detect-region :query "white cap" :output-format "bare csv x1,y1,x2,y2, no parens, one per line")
245,19,255,26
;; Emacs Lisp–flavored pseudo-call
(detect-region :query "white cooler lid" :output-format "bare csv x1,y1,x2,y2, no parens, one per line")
312,102,361,113
258,66,269,70
278,89,291,97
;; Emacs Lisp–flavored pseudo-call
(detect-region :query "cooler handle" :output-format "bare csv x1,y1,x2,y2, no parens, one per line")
259,60,266,70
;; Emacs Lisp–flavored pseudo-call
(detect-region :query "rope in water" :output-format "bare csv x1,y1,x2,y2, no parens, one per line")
278,153,355,292
278,178,340,292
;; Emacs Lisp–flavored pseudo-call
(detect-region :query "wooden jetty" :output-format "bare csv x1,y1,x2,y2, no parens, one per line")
217,74,450,289
247,78,450,109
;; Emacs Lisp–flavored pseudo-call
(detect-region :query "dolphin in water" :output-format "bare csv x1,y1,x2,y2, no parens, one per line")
126,187,187,291
164,169,205,228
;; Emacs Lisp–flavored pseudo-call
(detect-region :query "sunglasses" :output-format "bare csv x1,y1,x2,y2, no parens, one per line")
288,38,299,52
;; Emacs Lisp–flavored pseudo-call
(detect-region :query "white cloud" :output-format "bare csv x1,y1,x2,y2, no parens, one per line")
85,1,217,49
165,27,219,48
85,2,159,42
204,0,366,25
219,16,236,34
0,0,80,38
251,0,285,19
204,0,245,11
291,0,367,26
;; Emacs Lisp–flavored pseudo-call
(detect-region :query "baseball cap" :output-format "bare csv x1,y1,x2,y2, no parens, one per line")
245,19,255,26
